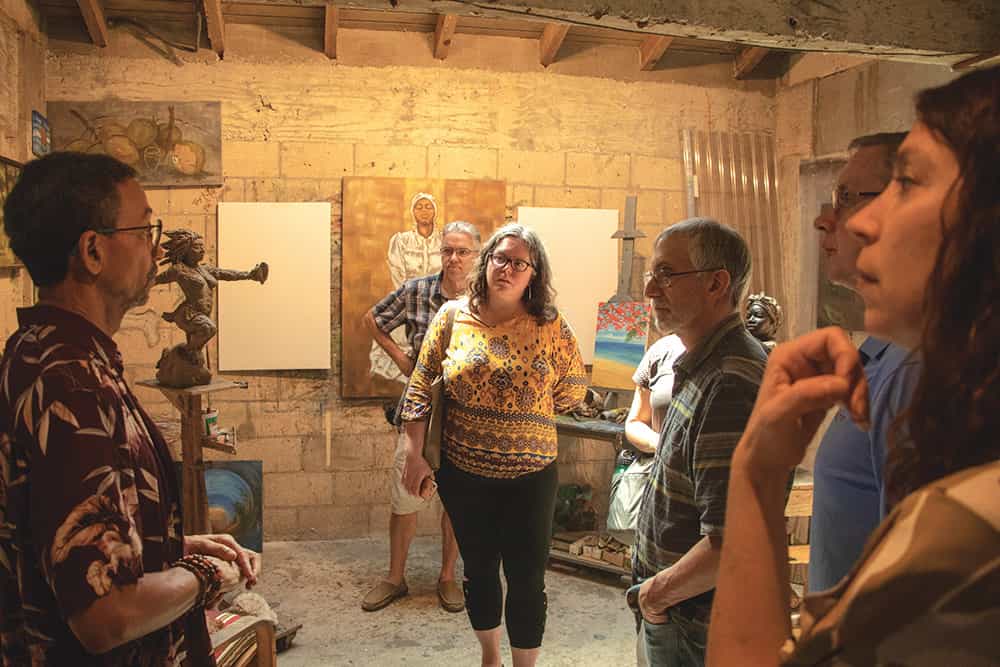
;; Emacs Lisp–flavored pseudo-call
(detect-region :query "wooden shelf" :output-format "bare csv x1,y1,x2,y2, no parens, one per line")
136,378,246,397
554,414,625,449
549,548,630,576
202,429,237,455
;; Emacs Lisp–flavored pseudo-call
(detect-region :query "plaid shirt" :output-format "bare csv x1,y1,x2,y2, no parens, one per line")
634,313,766,623
371,272,448,362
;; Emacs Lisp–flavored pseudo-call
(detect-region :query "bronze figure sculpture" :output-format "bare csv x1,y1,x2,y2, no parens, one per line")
155,229,268,387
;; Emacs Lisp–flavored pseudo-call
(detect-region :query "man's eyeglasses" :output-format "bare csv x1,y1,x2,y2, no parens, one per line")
644,266,722,288
96,219,163,248
832,186,883,213
440,247,477,258
489,253,534,273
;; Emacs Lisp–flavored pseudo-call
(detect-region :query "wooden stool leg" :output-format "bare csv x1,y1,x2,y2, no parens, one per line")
180,393,209,535
253,621,276,667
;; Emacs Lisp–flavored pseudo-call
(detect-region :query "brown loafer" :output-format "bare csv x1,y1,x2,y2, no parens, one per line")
437,579,465,613
361,580,408,612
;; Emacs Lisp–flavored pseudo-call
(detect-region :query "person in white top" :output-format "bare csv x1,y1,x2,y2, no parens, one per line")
369,192,444,384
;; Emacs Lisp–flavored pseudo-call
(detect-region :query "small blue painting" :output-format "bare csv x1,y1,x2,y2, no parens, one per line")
175,460,263,552
31,110,50,157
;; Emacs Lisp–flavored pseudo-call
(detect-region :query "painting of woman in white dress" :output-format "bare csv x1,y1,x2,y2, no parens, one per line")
368,193,443,383
340,177,506,398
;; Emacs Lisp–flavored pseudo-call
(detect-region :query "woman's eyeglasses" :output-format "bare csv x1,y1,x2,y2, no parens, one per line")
489,253,534,273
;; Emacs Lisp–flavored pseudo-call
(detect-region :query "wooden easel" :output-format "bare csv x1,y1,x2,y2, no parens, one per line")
599,195,648,409
609,195,646,304
137,379,245,534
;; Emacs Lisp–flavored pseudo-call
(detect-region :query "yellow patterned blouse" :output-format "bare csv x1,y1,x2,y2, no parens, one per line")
400,298,587,479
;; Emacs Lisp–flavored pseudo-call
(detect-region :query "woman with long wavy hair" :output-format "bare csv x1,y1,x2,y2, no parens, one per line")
398,223,587,667
708,66,1000,665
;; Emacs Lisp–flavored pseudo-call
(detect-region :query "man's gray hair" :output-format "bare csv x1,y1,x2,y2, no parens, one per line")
655,217,751,308
442,220,481,244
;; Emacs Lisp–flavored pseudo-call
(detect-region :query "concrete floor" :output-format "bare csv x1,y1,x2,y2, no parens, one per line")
254,537,637,666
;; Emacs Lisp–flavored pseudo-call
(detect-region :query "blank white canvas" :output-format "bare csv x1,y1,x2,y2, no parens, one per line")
218,202,331,371
516,207,619,364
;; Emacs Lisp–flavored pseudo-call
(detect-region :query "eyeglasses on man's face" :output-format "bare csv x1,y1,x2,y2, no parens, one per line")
644,266,722,288
440,247,477,258
488,252,534,273
832,186,883,214
96,219,163,248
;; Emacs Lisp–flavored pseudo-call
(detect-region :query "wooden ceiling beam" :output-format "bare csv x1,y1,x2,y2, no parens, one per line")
228,0,993,62
638,35,672,70
75,0,109,47
324,3,339,59
733,46,769,79
539,23,569,67
434,14,458,59
202,0,226,58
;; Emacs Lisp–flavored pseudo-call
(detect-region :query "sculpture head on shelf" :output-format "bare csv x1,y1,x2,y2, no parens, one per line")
154,228,268,388
745,291,783,351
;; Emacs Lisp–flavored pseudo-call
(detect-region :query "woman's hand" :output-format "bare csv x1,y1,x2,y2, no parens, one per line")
185,534,260,588
739,327,870,476
402,450,433,497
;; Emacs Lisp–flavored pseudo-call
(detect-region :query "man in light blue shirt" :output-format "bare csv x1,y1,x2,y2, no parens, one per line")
808,133,921,592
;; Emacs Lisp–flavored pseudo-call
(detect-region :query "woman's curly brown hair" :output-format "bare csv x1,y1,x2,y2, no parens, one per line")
887,66,1000,506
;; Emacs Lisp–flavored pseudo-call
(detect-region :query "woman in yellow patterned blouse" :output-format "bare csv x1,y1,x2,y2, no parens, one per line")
399,223,587,667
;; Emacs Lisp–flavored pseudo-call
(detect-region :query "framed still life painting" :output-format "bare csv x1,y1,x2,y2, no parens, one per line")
48,100,223,188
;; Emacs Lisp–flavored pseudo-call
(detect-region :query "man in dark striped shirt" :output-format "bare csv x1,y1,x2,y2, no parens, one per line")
360,221,481,614
632,218,767,666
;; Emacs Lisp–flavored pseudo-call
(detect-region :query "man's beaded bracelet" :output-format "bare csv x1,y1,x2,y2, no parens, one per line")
173,554,223,610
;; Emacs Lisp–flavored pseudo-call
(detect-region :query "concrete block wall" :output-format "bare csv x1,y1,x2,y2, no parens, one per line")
35,23,777,541
0,0,45,343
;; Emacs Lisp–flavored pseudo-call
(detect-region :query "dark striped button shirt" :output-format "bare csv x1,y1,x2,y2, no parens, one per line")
634,313,767,623
371,271,448,361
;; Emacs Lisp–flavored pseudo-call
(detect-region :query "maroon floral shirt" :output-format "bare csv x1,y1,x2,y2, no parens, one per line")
0,305,210,666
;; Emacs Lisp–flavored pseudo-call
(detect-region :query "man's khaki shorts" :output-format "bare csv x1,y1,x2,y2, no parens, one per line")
390,432,433,515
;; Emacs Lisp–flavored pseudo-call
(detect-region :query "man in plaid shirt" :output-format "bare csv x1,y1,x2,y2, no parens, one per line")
632,219,767,666
360,221,480,614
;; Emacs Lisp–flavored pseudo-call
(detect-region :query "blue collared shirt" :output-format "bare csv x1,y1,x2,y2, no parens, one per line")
808,337,920,592
809,338,919,591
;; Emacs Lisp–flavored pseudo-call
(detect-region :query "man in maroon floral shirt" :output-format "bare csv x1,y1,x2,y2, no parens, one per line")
0,152,260,666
